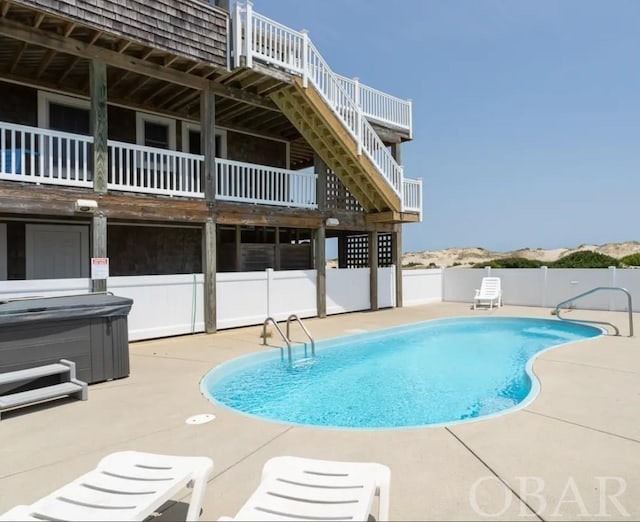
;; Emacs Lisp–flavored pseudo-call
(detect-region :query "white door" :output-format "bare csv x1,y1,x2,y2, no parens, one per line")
26,224,89,279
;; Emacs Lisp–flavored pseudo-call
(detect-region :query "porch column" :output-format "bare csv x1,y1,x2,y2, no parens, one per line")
392,225,403,308
204,218,217,333
201,85,216,203
314,153,327,211
90,59,108,194
369,231,378,311
202,85,217,332
316,226,326,318
390,144,403,309
91,214,107,293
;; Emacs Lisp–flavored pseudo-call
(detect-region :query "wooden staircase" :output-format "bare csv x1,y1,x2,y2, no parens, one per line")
270,78,402,217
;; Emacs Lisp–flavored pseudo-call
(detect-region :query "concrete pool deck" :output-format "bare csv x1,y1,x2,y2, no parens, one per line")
1,303,639,520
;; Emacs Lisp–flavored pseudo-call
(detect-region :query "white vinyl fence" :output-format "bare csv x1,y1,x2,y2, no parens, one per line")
5,266,635,343
108,275,204,341
0,278,92,299
216,269,317,329
443,267,640,312
402,269,443,306
326,267,370,314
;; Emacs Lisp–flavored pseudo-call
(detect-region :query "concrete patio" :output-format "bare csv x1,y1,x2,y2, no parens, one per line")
0,303,638,521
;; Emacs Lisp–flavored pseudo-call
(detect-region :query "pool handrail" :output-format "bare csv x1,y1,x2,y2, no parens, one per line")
286,314,315,357
554,286,633,337
262,317,293,362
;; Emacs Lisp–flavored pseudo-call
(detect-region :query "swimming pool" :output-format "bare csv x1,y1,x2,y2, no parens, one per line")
201,317,602,429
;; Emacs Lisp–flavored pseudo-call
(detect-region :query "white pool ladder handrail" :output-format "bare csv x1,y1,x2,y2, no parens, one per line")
554,286,634,337
286,314,316,357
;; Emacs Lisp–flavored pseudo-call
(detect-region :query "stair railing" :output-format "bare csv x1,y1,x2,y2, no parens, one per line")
233,2,404,199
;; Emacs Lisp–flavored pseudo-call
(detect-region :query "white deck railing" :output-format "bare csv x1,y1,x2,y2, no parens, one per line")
216,158,317,208
108,140,204,198
336,74,412,134
233,3,409,202
0,121,93,187
402,178,422,216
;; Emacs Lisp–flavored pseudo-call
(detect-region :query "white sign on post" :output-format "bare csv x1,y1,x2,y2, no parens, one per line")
91,257,109,280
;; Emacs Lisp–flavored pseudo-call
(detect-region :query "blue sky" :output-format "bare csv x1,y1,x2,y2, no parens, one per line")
249,0,640,252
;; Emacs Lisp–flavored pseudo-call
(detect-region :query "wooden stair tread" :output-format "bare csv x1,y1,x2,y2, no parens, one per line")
270,81,402,216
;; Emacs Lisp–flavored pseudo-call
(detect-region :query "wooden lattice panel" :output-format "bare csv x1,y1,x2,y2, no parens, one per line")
345,233,393,268
346,234,369,268
325,171,363,212
378,233,392,267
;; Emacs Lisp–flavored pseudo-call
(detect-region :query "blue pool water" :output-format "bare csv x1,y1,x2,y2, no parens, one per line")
201,317,601,429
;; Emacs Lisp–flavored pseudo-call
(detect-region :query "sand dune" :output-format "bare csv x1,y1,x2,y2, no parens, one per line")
400,241,640,268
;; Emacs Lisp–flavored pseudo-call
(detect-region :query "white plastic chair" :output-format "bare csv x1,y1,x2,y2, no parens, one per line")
219,456,391,521
0,451,214,521
473,276,503,309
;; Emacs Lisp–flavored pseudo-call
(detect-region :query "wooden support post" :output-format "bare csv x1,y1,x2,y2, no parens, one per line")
314,153,327,211
91,214,107,293
201,85,216,203
338,232,347,268
369,231,378,311
235,225,242,271
390,143,404,308
204,218,217,333
391,142,402,165
392,225,403,308
90,59,108,194
316,226,326,318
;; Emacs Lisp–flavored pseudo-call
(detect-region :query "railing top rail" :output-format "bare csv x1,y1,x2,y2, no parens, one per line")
554,286,633,337
217,158,317,177
335,73,411,104
251,9,305,36
0,121,94,141
107,140,204,160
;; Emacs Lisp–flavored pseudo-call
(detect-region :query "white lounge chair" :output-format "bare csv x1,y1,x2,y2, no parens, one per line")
0,451,214,521
473,276,503,309
219,456,391,521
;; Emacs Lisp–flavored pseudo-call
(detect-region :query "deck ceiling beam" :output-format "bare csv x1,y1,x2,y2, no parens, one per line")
1,0,11,17
9,41,27,74
33,12,45,28
0,17,208,90
36,49,56,79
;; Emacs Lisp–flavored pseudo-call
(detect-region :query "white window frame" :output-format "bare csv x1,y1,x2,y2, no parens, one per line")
37,91,90,130
136,112,176,150
181,122,227,158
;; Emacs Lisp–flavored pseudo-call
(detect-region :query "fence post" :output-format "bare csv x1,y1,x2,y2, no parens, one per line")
541,266,548,308
245,1,253,68
609,266,617,311
266,267,274,318
301,29,309,88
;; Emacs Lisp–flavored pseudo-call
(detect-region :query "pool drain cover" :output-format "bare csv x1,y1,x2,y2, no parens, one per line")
185,414,216,425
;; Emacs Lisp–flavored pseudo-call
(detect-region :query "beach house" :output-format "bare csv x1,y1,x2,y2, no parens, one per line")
0,0,421,339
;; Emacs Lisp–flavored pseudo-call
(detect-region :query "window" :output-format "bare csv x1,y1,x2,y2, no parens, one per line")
37,92,91,172
49,103,90,135
181,122,226,158
37,91,90,131
136,113,176,150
